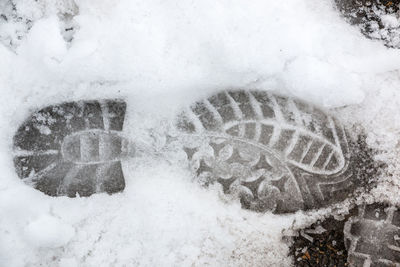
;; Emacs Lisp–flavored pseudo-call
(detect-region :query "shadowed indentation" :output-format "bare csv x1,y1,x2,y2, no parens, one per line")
13,99,128,197
106,100,126,131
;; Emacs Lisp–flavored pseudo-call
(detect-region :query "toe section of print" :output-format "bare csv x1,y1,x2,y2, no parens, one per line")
175,90,378,214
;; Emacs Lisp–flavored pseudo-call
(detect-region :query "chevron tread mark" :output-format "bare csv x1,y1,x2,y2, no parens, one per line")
176,90,374,214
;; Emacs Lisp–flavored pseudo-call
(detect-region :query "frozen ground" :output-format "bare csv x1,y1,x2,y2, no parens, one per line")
1,0,400,266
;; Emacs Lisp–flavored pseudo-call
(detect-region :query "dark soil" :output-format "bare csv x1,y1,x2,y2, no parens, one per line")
290,210,357,267
335,0,400,48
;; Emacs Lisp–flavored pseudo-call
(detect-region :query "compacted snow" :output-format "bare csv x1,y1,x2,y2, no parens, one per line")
1,0,400,266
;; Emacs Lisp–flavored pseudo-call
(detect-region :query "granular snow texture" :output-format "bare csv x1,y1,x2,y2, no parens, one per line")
1,0,400,266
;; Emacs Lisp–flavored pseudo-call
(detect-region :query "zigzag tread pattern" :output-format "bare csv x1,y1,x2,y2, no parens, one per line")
179,90,348,175
176,90,355,213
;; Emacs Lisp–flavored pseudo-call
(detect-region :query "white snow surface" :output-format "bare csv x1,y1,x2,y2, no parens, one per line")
0,0,400,266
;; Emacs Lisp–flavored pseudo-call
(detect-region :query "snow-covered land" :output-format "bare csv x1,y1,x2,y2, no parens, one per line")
1,0,400,266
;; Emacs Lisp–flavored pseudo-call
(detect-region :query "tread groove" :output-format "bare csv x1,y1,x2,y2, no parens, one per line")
176,90,356,214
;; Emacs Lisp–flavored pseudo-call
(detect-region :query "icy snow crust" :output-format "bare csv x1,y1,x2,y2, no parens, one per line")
1,0,400,266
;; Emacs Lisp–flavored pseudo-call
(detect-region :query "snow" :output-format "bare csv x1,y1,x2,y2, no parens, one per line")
381,14,400,29
0,0,400,266
24,214,75,248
